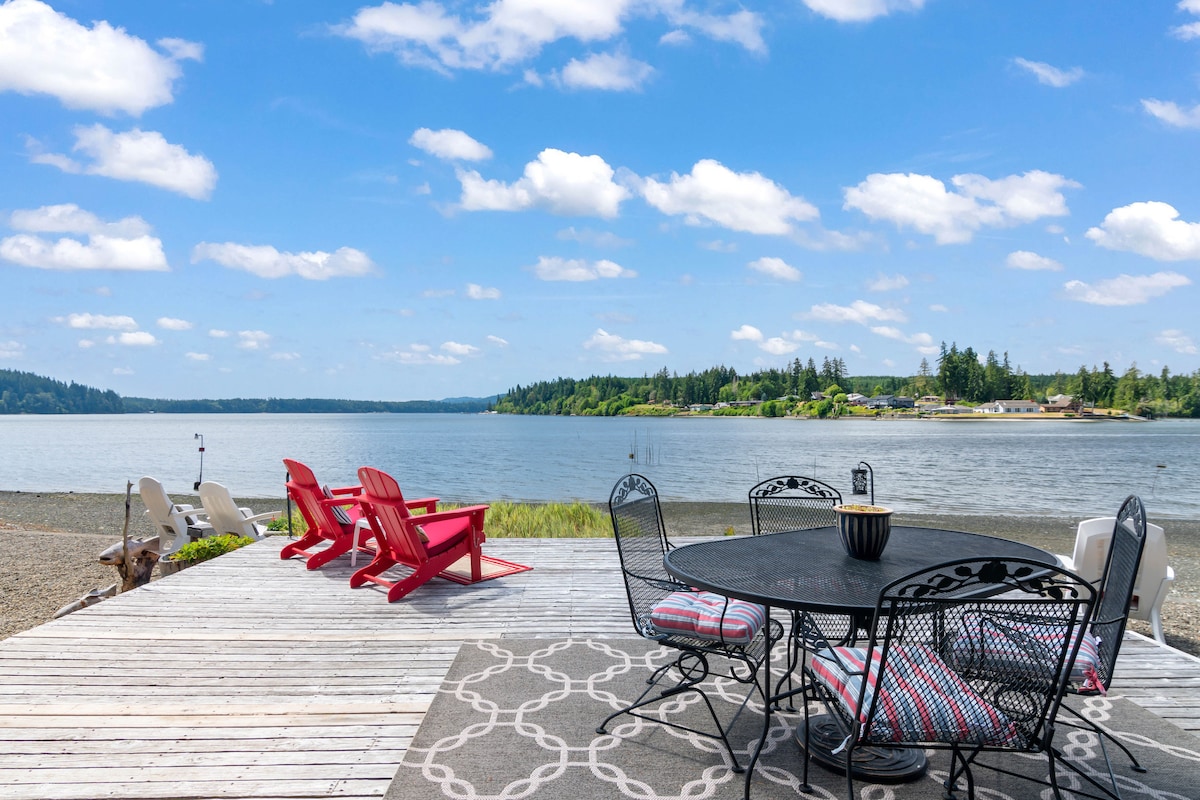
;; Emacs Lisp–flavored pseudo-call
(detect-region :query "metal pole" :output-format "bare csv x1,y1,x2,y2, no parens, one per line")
193,433,205,491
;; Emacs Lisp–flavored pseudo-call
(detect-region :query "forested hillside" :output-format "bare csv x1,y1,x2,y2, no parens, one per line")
0,370,124,414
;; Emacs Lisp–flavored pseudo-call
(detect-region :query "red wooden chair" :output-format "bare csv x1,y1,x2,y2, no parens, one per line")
280,458,377,570
352,466,529,601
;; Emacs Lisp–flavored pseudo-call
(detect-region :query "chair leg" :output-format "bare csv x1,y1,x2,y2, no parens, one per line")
280,531,324,560
1060,704,1146,774
1151,609,1166,644
304,535,353,570
349,553,394,588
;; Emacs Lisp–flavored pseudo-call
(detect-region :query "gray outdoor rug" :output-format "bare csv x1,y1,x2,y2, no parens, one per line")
386,638,1198,800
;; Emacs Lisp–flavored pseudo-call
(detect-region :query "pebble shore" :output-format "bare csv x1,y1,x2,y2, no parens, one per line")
2,490,1196,656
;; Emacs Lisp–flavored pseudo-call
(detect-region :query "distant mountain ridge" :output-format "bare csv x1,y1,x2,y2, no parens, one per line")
0,369,496,414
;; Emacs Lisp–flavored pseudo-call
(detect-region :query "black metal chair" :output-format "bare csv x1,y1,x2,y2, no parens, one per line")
1053,495,1150,798
748,475,853,703
802,556,1096,800
598,473,784,773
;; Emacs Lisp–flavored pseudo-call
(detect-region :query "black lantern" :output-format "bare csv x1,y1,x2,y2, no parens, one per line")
851,461,874,505
193,433,205,491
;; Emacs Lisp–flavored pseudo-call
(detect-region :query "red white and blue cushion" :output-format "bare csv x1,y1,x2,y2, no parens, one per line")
948,615,1103,692
809,645,1018,746
648,591,766,645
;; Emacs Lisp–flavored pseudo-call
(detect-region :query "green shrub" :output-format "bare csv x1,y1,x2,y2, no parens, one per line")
449,501,609,538
170,534,256,564
267,510,307,535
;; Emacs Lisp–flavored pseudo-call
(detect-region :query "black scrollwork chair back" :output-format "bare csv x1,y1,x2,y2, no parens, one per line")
802,557,1095,800
748,475,842,536
1054,494,1150,796
599,473,783,773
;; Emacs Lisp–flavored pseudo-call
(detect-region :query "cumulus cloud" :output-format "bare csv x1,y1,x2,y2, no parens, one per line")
730,324,763,342
800,0,926,23
531,256,636,281
869,326,938,354
2,203,167,271
805,300,907,324
747,256,801,281
1013,58,1084,87
192,242,376,279
156,317,192,330
1006,250,1063,271
844,170,1079,244
1141,99,1200,129
866,273,909,291
459,148,628,218
583,328,667,361
1085,201,1200,261
32,125,218,199
0,340,24,359
185,352,210,361
1173,1,1200,39
466,283,501,299
1157,329,1198,354
441,341,480,356
208,329,230,338
0,0,198,115
409,127,492,160
756,330,820,356
57,313,137,330
107,331,157,346
379,344,461,365
1063,272,1191,306
236,330,271,350
637,159,818,235
486,334,509,346
555,51,654,91
333,1,763,75
270,352,301,361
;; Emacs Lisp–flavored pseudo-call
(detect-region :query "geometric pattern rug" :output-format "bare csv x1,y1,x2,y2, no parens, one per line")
385,639,1200,800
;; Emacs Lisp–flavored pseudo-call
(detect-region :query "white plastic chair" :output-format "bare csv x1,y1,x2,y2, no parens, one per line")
1059,516,1175,643
138,476,212,557
197,481,281,540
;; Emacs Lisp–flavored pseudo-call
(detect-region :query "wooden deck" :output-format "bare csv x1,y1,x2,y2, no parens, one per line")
1,537,1197,800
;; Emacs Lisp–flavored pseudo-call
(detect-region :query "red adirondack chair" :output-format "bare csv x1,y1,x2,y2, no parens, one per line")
352,466,529,601
280,458,376,570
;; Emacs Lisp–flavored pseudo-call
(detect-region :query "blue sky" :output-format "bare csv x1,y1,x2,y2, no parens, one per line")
2,0,1200,402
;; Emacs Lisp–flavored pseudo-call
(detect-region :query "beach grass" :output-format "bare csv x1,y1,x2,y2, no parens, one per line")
265,501,611,539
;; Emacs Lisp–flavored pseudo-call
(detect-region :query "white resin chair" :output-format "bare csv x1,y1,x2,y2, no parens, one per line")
1058,515,1175,643
197,481,281,540
138,476,212,557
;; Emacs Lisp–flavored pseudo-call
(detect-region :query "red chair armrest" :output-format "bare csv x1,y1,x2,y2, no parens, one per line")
405,497,439,513
417,505,488,525
327,484,362,496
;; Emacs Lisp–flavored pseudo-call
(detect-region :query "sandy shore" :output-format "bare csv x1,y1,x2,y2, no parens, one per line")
2,490,1196,655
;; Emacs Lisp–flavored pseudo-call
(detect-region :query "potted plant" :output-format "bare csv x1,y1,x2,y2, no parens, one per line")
833,503,894,560
160,534,255,574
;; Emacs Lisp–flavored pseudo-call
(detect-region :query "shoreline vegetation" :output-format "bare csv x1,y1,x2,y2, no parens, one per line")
2,491,1197,657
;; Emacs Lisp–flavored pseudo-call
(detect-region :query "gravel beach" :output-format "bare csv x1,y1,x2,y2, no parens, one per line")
2,490,1197,656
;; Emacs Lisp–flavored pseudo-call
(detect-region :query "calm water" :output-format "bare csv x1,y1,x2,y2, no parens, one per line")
0,414,1197,519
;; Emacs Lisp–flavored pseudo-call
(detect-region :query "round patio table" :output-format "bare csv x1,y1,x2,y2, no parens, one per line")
664,526,1058,795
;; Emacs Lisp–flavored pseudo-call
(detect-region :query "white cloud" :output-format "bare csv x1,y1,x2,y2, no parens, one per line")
866,272,909,291
333,1,762,75
466,283,501,299
9,203,150,237
869,326,938,354
1006,250,1063,271
270,352,301,361
800,0,926,23
112,367,134,375
531,256,636,281
441,341,480,356
185,352,210,361
0,0,197,115
0,340,24,359
758,330,819,356
638,159,818,235
379,344,461,365
730,324,763,342
556,52,653,91
1172,22,1200,40
0,232,167,271
423,288,456,298
1013,58,1084,88
37,125,218,199
806,300,907,324
77,339,94,348
929,303,949,312
1085,201,1200,261
844,170,1079,244
236,330,271,350
208,329,230,338
107,331,157,346
747,256,801,281
409,127,492,161
192,242,376,279
156,37,203,62
486,334,509,346
1141,99,1200,129
57,313,136,330
583,328,667,361
1157,329,1198,354
1063,272,1191,306
156,317,192,331
459,149,628,218
556,226,632,247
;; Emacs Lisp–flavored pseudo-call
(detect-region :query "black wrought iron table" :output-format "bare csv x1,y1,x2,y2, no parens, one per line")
663,526,1058,797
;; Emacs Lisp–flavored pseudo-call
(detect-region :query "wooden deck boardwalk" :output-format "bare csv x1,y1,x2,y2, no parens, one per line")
1,537,1197,800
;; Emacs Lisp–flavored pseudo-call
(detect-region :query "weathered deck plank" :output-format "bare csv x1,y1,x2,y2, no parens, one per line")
0,536,1197,800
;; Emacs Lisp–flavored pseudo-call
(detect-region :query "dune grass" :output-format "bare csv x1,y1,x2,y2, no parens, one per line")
265,501,611,539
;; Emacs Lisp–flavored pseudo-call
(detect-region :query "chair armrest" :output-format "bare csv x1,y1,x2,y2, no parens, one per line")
405,497,439,513
414,505,488,525
240,509,282,525
327,485,362,496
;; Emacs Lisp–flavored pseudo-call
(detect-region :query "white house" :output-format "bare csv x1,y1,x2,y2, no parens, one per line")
974,400,1042,414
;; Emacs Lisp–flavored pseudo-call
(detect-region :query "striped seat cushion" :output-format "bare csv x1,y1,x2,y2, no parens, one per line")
648,591,766,645
810,645,1018,746
321,484,355,527
948,615,1103,692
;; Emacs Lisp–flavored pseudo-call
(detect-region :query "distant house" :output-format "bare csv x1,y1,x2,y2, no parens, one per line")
866,395,915,410
810,391,826,401
688,403,714,412
846,393,867,406
1041,394,1078,413
974,400,1042,414
727,400,761,407
930,405,973,414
